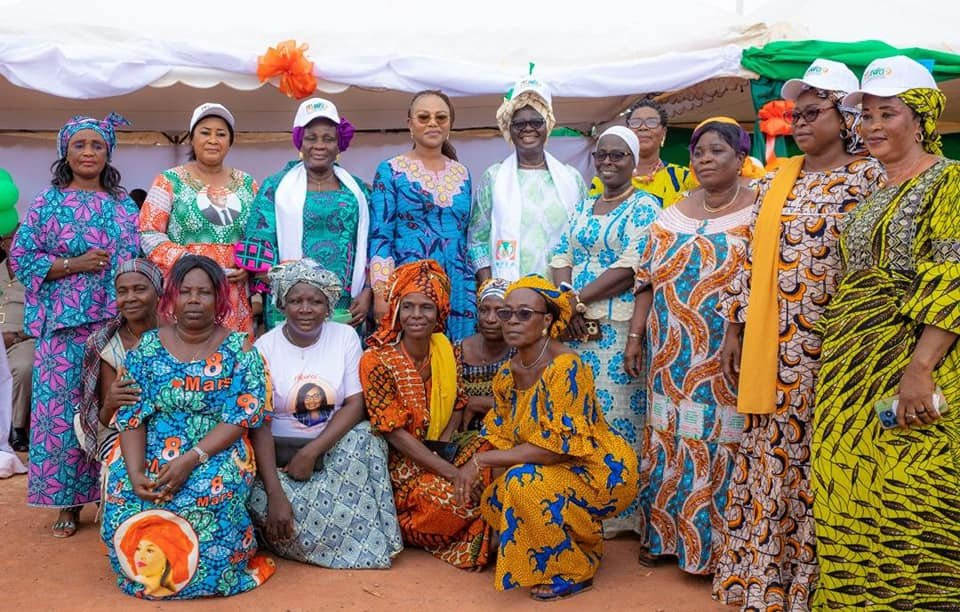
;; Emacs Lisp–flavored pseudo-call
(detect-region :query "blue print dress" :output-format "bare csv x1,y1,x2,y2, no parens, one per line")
101,331,275,599
369,154,475,340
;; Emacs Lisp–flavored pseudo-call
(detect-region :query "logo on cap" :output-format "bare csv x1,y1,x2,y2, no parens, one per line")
307,101,327,112
806,65,829,76
865,66,894,82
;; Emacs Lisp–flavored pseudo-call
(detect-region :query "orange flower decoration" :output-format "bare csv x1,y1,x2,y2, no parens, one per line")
257,40,317,100
758,99,795,137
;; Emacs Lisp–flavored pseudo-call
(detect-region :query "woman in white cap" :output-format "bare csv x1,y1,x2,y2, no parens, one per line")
242,98,371,330
712,59,883,610
550,125,660,536
140,103,257,338
812,55,960,608
467,77,587,283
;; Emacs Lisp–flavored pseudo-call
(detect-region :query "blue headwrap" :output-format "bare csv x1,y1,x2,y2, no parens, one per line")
57,112,130,160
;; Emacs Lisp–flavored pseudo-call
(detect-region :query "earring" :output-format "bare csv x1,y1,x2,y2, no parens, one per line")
542,327,548,337
915,132,924,143
661,138,666,147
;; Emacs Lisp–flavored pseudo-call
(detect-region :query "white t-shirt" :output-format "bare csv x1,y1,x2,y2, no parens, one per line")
254,322,363,439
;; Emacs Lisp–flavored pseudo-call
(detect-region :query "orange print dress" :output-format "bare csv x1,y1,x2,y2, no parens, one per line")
635,204,751,575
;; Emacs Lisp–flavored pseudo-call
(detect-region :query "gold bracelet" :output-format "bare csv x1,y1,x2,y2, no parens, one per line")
627,332,642,339
473,453,482,472
63,258,70,273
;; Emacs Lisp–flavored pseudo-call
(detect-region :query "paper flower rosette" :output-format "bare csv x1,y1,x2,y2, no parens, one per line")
256,40,318,100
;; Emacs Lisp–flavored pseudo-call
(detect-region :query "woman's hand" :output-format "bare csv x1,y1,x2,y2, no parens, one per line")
283,448,320,482
720,323,744,388
567,313,589,341
461,397,493,431
373,291,389,324
225,268,249,283
896,361,940,429
154,452,200,503
264,490,295,542
624,335,643,378
453,460,481,506
73,248,111,274
130,472,158,503
348,288,373,327
105,367,141,415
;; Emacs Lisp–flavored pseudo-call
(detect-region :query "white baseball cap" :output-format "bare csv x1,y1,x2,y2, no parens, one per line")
843,55,938,106
294,98,341,129
781,59,859,101
189,103,235,133
509,77,552,107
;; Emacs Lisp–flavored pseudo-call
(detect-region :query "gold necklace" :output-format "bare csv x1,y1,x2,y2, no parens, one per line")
885,153,930,186
635,158,664,183
124,323,141,342
282,324,322,360
702,184,741,213
517,337,550,369
174,326,217,362
600,184,635,203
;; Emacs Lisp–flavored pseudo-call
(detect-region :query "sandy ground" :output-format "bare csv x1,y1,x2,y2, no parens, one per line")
0,465,726,611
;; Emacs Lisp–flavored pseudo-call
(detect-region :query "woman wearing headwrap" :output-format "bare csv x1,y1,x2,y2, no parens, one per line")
10,113,140,537
550,125,660,535
811,56,960,608
248,258,402,568
712,60,884,610
243,98,371,330
587,99,698,207
140,103,257,338
467,78,587,283
457,275,638,601
76,259,162,516
369,90,476,341
454,278,514,430
359,259,492,569
624,118,754,574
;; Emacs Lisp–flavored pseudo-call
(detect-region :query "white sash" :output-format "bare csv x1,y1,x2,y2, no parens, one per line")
274,162,369,297
490,151,581,281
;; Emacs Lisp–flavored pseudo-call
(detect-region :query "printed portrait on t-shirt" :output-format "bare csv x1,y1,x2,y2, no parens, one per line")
197,187,242,226
289,378,336,428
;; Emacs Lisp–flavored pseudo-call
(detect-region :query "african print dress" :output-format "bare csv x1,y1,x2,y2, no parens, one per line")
101,331,275,599
360,343,492,569
589,163,698,208
140,166,257,336
10,187,140,508
713,158,883,608
244,160,369,328
480,353,639,590
369,155,475,340
812,159,960,609
453,340,513,431
635,204,751,574
549,190,660,535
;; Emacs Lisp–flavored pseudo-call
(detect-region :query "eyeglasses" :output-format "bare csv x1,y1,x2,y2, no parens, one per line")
627,117,662,130
495,307,548,322
510,119,546,131
412,113,450,126
786,105,836,125
592,150,631,163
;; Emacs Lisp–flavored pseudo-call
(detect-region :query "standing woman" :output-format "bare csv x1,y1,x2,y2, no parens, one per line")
550,126,660,535
243,98,371,330
140,103,256,338
624,118,754,574
812,57,960,608
369,90,476,341
712,60,883,610
11,113,140,537
588,100,698,207
468,78,587,282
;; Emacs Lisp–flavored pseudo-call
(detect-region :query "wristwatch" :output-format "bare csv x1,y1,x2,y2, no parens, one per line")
191,446,210,464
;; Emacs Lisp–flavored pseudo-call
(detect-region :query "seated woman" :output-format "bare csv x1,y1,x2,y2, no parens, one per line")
458,275,639,601
77,259,163,499
454,278,514,431
247,258,402,568
101,255,275,599
360,259,492,570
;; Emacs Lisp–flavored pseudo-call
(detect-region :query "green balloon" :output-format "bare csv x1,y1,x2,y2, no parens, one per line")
0,180,17,211
0,169,11,183
0,208,18,236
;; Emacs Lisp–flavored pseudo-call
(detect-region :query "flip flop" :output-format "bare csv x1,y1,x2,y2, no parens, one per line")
531,578,593,602
637,548,661,567
52,507,80,538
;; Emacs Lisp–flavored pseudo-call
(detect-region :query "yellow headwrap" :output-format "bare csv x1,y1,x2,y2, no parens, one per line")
897,87,946,155
504,274,572,339
495,91,556,144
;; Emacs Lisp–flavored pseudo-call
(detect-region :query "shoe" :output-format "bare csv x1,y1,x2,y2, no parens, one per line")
10,428,27,453
530,578,593,602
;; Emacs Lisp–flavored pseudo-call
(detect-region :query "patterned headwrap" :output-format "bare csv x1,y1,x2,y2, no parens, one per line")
268,258,342,310
496,91,556,144
477,277,509,303
56,112,130,161
504,274,572,339
369,259,451,346
115,258,163,296
897,87,946,155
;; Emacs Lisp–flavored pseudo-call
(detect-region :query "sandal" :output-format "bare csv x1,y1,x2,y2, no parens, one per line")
530,578,593,602
637,548,661,567
52,507,80,538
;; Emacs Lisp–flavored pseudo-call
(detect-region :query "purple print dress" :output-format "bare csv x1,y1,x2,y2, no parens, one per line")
11,187,140,508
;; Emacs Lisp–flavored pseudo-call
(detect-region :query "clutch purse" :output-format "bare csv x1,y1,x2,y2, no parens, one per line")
583,318,603,342
234,238,278,273
274,436,324,472
423,439,459,463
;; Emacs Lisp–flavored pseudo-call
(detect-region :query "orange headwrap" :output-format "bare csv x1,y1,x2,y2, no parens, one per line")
119,514,196,586
368,259,451,346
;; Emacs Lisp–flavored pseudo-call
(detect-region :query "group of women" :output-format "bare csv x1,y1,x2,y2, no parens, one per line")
9,54,960,607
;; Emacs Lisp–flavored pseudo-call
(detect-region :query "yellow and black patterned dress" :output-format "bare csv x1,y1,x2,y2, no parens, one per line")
812,158,960,609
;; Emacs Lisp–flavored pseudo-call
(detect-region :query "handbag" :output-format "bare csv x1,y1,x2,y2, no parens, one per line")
274,436,324,471
582,318,603,342
423,439,459,463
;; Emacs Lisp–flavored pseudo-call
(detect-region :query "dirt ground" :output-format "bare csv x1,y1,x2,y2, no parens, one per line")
0,465,725,611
